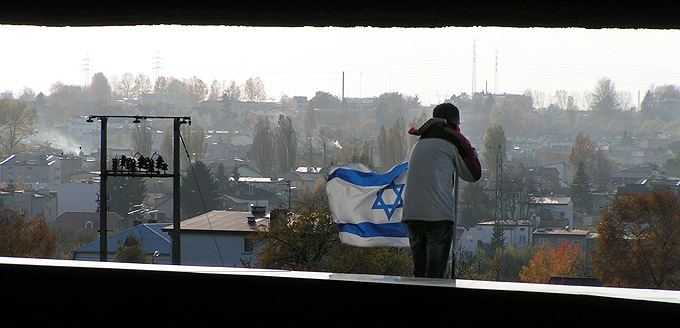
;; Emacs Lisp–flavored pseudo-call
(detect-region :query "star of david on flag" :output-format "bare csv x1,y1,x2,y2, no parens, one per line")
372,182,405,220
326,161,409,247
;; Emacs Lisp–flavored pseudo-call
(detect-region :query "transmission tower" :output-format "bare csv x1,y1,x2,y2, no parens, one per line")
82,53,92,88
494,144,503,222
153,51,163,83
493,143,505,279
494,50,498,94
493,144,505,252
472,40,477,94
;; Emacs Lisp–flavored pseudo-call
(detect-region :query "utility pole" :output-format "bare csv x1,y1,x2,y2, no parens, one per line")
495,144,504,231
89,115,189,264
98,116,107,261
172,117,182,264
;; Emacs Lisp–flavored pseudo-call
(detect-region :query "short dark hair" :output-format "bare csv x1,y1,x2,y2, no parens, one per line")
432,103,459,125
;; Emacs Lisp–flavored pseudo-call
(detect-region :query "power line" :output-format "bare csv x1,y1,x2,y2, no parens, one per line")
179,130,225,266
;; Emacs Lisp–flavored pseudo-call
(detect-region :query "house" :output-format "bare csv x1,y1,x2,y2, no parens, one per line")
532,227,595,254
0,154,62,186
71,223,172,263
543,161,572,183
610,166,653,186
53,211,124,232
161,206,286,267
0,188,59,223
47,181,99,215
531,196,573,228
458,219,534,254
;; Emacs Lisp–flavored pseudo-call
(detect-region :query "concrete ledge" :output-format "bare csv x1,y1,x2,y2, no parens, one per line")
3,257,679,323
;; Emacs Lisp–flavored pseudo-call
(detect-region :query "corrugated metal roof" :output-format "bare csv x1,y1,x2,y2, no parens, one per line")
163,210,269,233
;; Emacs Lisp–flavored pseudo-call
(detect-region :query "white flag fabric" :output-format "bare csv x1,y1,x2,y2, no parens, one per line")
326,161,409,247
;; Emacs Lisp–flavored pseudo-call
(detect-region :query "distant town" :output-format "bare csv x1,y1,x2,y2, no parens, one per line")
1,73,679,286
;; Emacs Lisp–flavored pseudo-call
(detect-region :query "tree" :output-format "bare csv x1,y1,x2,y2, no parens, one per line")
567,132,597,173
588,77,621,112
386,117,408,167
459,181,493,227
309,91,342,109
87,72,113,104
133,73,153,97
275,115,297,174
181,161,221,219
0,100,38,155
114,234,148,263
223,80,242,101
376,118,408,169
180,124,208,166
243,77,267,102
376,126,389,168
640,84,680,121
591,149,616,191
571,161,593,214
251,183,411,275
132,120,153,156
0,208,56,258
114,72,135,99
340,139,373,169
317,126,332,167
49,224,98,259
102,177,147,223
250,118,275,176
567,132,615,190
519,242,585,284
185,76,208,104
372,92,419,131
302,103,317,167
593,188,680,289
482,124,506,180
208,80,223,101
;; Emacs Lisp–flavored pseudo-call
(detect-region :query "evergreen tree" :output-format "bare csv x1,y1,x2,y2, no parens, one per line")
275,114,297,174
571,161,593,214
181,161,221,219
459,181,493,228
250,118,275,176
489,222,505,252
100,177,147,223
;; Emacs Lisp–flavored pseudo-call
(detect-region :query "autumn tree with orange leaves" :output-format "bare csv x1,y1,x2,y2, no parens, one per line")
592,188,680,290
0,208,56,258
519,241,585,284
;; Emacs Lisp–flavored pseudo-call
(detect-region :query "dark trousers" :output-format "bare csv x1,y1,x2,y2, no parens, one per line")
405,220,454,278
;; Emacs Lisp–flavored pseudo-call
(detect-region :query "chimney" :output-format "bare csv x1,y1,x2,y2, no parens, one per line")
250,204,266,216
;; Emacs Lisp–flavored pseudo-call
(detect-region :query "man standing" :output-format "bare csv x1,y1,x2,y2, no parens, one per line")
402,103,482,278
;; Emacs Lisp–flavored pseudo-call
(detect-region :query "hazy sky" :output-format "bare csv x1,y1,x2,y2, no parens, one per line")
1,25,679,106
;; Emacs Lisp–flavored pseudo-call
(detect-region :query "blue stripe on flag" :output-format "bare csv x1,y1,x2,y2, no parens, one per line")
327,162,408,187
337,222,408,238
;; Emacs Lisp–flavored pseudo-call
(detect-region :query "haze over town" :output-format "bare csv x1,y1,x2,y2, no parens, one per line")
2,25,680,107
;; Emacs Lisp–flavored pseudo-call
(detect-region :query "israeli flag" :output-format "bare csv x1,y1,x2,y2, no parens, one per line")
326,161,409,247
